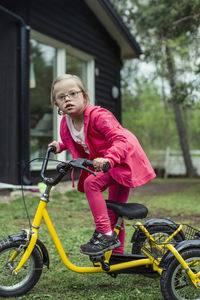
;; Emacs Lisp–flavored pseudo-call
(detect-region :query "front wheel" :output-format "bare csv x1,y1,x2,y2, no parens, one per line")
160,248,200,300
0,238,43,298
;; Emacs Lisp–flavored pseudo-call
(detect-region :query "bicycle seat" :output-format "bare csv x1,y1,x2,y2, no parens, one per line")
106,200,148,220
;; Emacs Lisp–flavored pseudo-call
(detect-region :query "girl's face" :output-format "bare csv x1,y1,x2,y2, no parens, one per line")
54,78,87,117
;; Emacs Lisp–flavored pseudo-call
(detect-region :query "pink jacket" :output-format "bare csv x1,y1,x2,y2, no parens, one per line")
59,104,156,191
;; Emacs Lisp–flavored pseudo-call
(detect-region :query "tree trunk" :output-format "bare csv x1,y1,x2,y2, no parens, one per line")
165,46,196,177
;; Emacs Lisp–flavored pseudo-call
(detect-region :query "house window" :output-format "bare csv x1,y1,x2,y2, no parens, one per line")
30,31,95,169
30,40,56,165
66,54,87,85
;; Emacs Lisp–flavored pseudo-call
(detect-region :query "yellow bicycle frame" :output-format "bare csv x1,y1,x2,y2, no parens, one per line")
10,188,200,288
11,189,152,275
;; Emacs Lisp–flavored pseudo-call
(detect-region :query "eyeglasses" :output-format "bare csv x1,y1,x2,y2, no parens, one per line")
56,90,83,102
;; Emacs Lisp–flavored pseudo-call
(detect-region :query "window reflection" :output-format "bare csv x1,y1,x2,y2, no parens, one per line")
66,54,87,86
30,40,56,161
66,54,88,161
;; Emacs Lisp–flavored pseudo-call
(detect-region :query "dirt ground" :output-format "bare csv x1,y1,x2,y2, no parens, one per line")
0,179,198,202
0,179,199,226
132,179,200,225
133,179,199,197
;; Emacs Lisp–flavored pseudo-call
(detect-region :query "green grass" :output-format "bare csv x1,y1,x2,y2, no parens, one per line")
133,180,200,220
0,178,199,299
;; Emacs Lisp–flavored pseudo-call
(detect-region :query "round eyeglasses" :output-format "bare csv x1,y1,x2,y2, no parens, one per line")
56,90,83,102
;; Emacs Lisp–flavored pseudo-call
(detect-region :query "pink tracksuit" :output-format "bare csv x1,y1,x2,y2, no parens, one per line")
59,104,156,253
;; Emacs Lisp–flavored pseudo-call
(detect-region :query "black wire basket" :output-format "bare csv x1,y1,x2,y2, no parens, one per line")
133,224,200,260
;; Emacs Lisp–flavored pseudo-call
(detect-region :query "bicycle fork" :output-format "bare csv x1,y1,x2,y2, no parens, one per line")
10,188,51,275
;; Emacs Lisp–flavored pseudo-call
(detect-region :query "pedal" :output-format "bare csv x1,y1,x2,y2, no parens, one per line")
90,254,110,271
90,254,105,265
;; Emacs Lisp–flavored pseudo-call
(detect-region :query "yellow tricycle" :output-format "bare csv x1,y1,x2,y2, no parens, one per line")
0,146,200,300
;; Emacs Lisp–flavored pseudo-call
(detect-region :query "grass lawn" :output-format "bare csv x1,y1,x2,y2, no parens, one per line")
0,178,199,299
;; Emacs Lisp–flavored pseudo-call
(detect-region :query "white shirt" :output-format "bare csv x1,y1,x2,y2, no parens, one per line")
66,115,89,154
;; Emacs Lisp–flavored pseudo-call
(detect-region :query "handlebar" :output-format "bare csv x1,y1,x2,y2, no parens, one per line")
40,147,111,186
40,146,59,185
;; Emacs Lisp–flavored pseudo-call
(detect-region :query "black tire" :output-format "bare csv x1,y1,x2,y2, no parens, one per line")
0,238,43,298
160,248,200,300
132,225,184,254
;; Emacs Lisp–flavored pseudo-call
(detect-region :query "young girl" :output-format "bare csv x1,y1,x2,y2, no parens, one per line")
49,74,156,256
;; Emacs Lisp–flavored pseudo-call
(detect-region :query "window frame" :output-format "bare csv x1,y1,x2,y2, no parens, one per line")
30,30,95,169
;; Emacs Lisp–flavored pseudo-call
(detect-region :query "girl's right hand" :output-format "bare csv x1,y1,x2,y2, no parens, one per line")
48,141,61,154
93,157,111,172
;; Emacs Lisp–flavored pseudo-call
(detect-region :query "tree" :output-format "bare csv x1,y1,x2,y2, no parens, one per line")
122,76,177,151
112,0,200,177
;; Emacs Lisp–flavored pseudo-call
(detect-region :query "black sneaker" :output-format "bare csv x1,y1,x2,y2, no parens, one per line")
80,230,121,255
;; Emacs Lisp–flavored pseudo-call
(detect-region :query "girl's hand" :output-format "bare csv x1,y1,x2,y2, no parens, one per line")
93,158,110,172
48,141,61,154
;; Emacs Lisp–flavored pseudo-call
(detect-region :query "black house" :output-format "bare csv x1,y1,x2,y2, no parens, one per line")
0,0,141,185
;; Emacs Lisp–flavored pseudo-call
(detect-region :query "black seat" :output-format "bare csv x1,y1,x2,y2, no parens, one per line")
106,200,148,220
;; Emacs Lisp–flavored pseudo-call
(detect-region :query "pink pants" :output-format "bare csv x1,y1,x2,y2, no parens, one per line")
84,172,130,253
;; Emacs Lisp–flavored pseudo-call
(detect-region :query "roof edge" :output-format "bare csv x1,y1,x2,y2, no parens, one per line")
85,0,142,59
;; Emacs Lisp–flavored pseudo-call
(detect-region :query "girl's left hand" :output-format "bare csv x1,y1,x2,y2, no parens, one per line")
93,158,110,172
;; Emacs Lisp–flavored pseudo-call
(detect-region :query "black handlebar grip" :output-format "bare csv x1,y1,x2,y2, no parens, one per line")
84,159,94,168
102,161,110,173
84,160,110,173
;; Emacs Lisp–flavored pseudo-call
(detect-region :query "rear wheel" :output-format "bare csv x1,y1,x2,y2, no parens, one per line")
160,248,200,300
0,238,43,298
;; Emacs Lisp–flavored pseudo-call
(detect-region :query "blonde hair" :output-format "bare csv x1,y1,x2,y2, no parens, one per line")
51,74,89,114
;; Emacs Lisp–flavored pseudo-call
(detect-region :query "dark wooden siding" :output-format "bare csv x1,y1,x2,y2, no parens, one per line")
0,0,122,184
30,0,122,119
0,12,20,184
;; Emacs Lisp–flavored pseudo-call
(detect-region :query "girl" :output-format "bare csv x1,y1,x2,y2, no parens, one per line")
49,74,156,256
